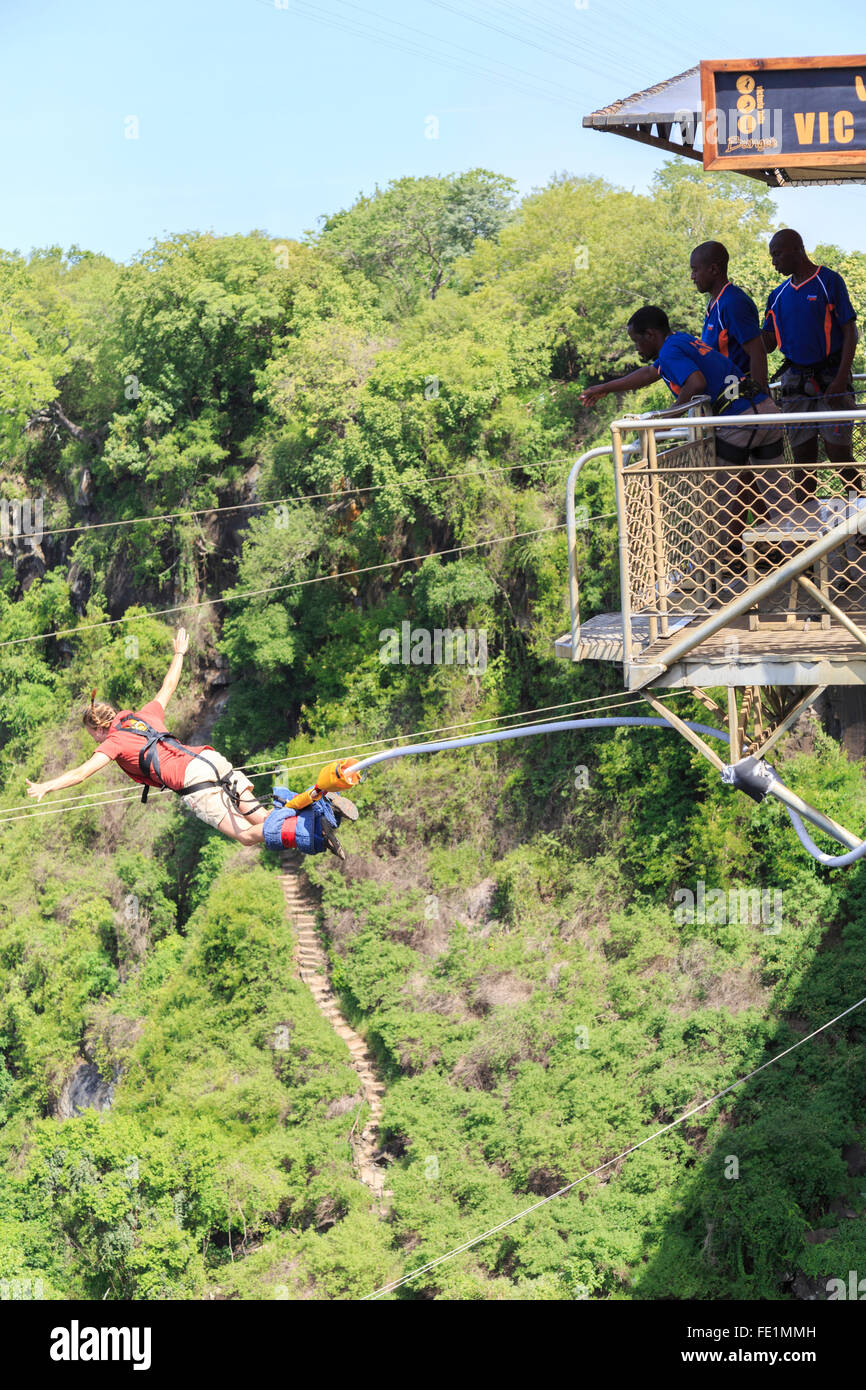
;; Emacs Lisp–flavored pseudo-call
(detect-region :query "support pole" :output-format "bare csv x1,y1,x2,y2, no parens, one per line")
795,574,866,652
766,781,862,851
749,685,825,760
727,688,740,763
753,687,763,744
738,686,754,749
642,690,727,773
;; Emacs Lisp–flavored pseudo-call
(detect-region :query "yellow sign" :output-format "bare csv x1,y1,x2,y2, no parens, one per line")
701,56,866,171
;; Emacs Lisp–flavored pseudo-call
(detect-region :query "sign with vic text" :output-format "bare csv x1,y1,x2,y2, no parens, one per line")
700,56,866,171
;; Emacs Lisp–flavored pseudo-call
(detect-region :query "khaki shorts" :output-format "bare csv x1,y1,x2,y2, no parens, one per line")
778,367,855,446
180,751,255,829
717,395,784,454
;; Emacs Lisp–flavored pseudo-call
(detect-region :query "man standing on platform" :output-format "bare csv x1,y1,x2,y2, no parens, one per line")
691,239,782,525
691,239,770,391
762,228,859,495
580,306,788,559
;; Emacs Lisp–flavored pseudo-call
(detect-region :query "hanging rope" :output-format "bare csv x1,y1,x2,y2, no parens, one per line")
0,522,570,650
2,691,685,826
364,989,866,1299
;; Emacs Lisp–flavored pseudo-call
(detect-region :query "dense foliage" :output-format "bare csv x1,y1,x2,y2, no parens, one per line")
2,161,866,1300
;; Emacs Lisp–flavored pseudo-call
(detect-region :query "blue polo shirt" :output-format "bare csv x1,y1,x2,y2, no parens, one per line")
702,282,762,377
654,333,767,415
763,267,856,369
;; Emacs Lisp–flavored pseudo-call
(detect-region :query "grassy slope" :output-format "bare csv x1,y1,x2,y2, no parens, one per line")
3,689,866,1300
4,188,866,1299
298,723,866,1300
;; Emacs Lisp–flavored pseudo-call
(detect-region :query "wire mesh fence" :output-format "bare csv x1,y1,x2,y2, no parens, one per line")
619,395,866,650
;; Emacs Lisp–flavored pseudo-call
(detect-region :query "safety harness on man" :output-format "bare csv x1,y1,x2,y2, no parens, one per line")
709,374,766,419
114,715,263,812
114,715,360,856
711,376,782,462
778,348,848,400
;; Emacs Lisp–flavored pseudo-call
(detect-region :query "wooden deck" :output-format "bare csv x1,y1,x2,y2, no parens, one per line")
556,602,866,689
556,483,866,688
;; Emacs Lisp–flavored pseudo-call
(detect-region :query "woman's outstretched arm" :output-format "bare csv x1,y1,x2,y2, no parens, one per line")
154,627,189,711
26,751,111,802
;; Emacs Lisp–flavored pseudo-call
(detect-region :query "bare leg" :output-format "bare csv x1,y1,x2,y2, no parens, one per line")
759,456,792,522
714,467,745,554
212,785,269,845
214,810,265,846
826,439,859,489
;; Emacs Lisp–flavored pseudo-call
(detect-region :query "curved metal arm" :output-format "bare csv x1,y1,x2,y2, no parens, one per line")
352,716,730,772
350,716,866,866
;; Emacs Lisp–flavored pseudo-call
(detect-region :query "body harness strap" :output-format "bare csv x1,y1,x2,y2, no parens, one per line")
115,717,265,813
709,374,765,417
778,347,845,397
710,377,776,460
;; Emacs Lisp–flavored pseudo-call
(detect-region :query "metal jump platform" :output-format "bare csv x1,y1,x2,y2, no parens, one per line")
556,393,866,766
565,54,866,853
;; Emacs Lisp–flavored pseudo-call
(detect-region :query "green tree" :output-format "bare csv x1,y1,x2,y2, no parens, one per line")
0,254,66,452
319,169,516,316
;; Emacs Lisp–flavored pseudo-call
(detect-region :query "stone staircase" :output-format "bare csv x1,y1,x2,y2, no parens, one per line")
280,856,392,1209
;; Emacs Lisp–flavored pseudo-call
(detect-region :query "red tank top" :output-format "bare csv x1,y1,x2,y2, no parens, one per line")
99,699,213,792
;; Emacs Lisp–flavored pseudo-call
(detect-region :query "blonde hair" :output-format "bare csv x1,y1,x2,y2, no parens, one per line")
83,688,117,734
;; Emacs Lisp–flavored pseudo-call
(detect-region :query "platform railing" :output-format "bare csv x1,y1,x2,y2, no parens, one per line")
565,398,709,658
610,403,866,658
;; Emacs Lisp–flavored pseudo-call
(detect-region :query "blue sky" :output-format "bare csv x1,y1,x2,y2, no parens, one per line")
2,0,865,262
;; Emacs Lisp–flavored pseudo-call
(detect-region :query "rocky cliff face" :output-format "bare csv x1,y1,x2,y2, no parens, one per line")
819,688,866,762
54,1061,117,1118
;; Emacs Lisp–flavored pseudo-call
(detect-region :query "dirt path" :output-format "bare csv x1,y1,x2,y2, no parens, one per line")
280,856,392,1210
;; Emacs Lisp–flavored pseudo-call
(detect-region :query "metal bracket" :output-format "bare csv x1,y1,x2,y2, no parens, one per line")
721,754,778,803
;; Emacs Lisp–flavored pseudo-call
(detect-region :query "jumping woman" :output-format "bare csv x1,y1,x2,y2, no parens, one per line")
25,627,361,859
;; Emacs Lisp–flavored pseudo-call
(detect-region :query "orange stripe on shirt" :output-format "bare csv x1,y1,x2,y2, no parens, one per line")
766,308,781,350
791,268,821,291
